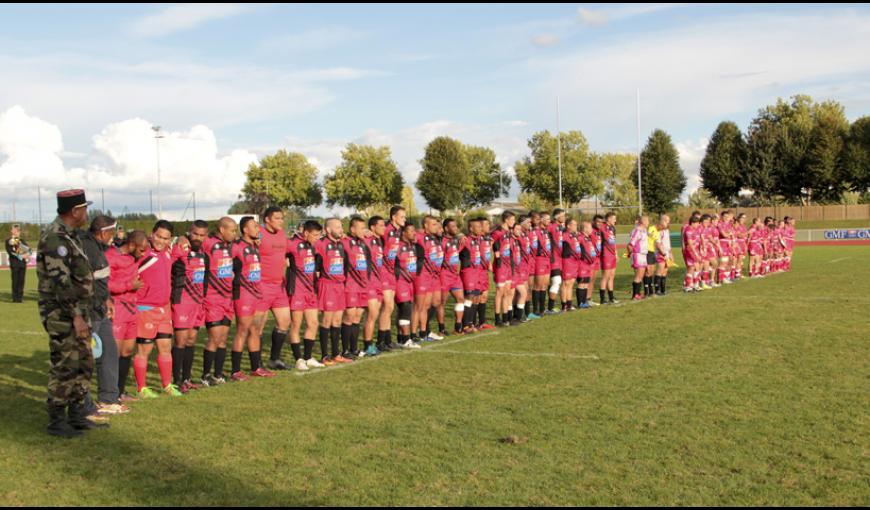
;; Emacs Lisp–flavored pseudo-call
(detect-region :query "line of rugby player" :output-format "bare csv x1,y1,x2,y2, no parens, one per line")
106,206,796,399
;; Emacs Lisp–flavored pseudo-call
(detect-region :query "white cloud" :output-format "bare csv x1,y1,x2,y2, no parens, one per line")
0,106,257,221
675,137,709,199
260,26,369,53
578,4,683,27
0,106,67,187
528,9,870,150
0,53,374,147
129,4,250,38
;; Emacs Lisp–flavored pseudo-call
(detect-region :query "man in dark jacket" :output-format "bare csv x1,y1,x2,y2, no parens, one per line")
80,215,129,415
5,224,30,302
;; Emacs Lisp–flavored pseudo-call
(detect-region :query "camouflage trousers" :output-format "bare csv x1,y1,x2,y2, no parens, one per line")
43,313,94,408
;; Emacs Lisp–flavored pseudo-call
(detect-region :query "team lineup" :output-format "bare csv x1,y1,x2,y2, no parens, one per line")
105,205,798,401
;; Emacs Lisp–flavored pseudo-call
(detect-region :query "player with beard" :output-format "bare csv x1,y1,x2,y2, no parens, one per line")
316,218,352,365
200,217,238,386
438,218,466,336
169,220,208,393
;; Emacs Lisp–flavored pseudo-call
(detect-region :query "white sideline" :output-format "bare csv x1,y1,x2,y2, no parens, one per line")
829,257,851,264
0,330,44,336
293,331,501,377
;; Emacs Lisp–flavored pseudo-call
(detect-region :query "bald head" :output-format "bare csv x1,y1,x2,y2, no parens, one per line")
218,216,238,243
325,217,344,240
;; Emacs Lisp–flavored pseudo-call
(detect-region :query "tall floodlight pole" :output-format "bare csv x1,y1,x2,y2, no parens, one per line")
152,126,165,219
557,96,563,209
636,89,643,216
37,186,43,227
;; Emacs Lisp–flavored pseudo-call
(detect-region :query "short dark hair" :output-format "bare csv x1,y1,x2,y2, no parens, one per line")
592,214,604,223
240,216,256,231
368,216,385,229
401,223,416,234
303,220,322,233
501,210,515,222
128,230,147,245
700,214,712,222
530,211,540,220
605,212,617,220
350,216,366,229
442,217,456,229
263,206,283,220
191,220,209,231
389,206,405,219
89,215,116,233
153,220,174,235
689,216,701,225
553,208,565,217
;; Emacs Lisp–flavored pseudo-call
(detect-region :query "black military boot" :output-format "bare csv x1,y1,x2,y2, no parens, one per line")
47,404,83,438
68,402,110,431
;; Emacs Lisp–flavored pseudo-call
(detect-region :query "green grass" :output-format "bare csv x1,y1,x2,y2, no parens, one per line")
0,247,868,506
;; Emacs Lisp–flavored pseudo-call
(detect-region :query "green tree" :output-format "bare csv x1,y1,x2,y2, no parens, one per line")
240,150,322,212
517,192,550,213
594,152,637,207
416,136,469,212
400,186,419,216
800,102,849,203
636,129,687,214
842,116,870,193
745,114,780,205
514,130,603,206
461,145,510,210
687,188,719,209
323,144,403,211
700,121,748,205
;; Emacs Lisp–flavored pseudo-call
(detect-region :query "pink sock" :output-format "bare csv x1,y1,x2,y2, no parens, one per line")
133,356,148,391
157,354,173,388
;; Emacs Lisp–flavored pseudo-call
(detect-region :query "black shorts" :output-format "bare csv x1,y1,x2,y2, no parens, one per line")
646,253,657,265
549,269,562,278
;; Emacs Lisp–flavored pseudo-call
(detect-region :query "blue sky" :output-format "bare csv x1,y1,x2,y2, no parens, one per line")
0,3,868,221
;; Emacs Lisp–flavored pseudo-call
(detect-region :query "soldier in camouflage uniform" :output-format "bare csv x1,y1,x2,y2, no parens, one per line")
37,189,108,438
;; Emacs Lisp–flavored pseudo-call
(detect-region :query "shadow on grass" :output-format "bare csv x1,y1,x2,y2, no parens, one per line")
0,349,327,506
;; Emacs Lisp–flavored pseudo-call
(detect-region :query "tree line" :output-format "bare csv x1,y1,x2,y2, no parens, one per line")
700,94,870,207
231,129,690,217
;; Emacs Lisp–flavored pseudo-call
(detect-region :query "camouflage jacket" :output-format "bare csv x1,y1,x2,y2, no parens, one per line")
37,217,94,321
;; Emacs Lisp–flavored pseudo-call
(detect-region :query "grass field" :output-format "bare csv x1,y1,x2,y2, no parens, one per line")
0,246,867,506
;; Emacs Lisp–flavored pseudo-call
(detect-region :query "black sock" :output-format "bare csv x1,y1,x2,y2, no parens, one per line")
171,346,184,385
319,327,330,359
463,305,473,327
291,342,302,361
270,329,287,361
303,339,314,360
341,324,351,354
364,340,372,350
514,306,522,321
438,322,445,333
495,312,503,326
202,349,215,376
478,303,487,325
608,290,615,302
249,350,262,371
214,348,227,377
350,324,360,354
661,276,667,294
330,327,341,357
183,346,195,381
455,321,462,333
600,289,606,303
384,330,392,346
427,307,436,327
118,355,131,394
231,350,243,374
548,296,555,311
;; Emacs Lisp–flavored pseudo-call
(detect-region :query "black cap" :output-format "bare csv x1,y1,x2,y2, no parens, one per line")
57,189,92,214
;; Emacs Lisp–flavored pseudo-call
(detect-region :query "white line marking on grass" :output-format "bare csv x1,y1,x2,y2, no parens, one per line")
0,330,44,336
422,349,600,360
830,257,851,264
294,331,501,377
